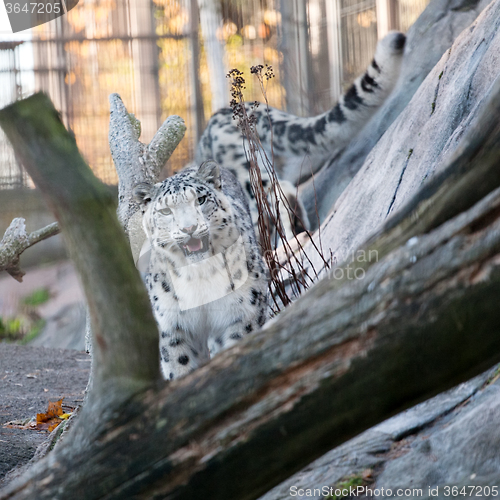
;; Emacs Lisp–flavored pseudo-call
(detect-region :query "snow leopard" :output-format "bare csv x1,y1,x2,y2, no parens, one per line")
134,161,267,380
196,31,406,239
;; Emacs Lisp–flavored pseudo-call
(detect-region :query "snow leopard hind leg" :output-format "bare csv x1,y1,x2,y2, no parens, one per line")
195,31,406,239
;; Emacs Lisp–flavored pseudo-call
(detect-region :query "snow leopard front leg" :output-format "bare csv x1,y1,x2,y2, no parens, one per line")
158,324,211,380
144,272,211,380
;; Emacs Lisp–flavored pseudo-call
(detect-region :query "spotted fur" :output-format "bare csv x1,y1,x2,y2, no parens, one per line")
134,161,267,380
195,31,406,238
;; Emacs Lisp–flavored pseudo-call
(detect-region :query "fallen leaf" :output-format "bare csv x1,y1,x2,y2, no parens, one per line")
3,400,73,432
36,399,64,431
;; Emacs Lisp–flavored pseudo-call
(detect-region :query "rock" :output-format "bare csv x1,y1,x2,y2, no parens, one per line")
374,376,500,498
304,0,500,274
259,368,496,499
302,0,493,225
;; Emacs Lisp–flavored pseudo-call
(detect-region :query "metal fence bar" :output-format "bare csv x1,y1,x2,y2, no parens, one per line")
0,0,429,191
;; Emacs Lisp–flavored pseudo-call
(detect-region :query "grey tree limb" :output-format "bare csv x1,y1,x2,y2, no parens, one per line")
108,93,186,264
108,93,186,230
1,89,500,499
0,218,60,282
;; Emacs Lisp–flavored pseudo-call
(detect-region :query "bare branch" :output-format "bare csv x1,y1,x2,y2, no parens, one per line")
0,218,60,282
108,93,186,233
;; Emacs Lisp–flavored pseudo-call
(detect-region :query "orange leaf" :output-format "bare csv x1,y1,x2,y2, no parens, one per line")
48,422,60,432
36,399,64,430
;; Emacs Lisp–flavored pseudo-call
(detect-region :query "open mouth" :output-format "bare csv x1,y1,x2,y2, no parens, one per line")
180,235,209,256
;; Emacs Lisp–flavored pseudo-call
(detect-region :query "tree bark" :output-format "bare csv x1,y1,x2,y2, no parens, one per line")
1,89,500,499
108,93,186,239
0,219,60,282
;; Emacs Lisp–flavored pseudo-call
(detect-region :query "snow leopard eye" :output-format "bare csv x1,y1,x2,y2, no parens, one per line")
197,195,207,205
159,207,172,216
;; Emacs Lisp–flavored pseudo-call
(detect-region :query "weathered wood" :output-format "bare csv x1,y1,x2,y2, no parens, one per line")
108,93,186,267
3,181,500,500
1,92,500,499
0,218,60,281
109,93,186,233
0,93,160,410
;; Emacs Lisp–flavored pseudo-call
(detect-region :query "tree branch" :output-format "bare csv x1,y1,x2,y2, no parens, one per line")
0,218,60,282
0,93,160,410
108,93,186,230
108,93,186,265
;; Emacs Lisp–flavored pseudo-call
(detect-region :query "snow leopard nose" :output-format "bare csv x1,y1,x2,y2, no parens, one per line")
179,224,197,235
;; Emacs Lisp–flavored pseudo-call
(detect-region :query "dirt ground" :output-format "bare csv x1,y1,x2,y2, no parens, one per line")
0,260,88,482
0,344,90,482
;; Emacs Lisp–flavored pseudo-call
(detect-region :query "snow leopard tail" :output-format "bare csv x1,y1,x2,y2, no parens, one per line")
196,31,405,168
256,31,406,159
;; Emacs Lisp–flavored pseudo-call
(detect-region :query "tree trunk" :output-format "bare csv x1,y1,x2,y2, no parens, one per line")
0,93,160,416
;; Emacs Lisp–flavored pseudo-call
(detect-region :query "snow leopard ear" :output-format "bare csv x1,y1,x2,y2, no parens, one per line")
197,160,221,190
133,182,155,207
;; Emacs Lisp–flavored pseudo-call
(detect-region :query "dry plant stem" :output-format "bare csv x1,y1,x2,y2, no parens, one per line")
252,71,329,275
228,67,331,311
250,67,331,284
0,93,161,411
0,218,60,282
